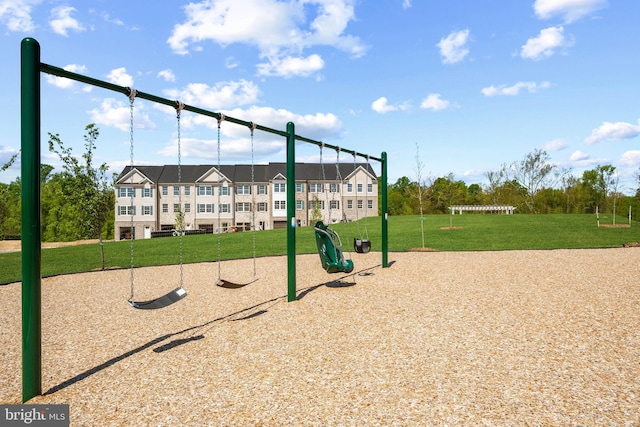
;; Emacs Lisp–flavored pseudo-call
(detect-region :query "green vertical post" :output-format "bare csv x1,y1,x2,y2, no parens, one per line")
381,151,388,268
21,37,42,402
286,122,296,301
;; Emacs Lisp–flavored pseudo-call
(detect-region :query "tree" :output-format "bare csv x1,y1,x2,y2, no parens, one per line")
485,169,506,205
387,176,417,215
504,149,556,213
310,195,323,223
46,124,114,244
1,154,21,239
581,165,616,213
414,143,427,248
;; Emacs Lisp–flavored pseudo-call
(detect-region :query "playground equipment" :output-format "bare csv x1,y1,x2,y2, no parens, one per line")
314,220,354,273
352,153,372,254
313,145,354,273
127,98,188,309
215,117,259,289
19,37,387,402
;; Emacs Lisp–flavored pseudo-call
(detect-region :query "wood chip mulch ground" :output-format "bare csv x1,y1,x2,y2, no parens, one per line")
1,249,639,426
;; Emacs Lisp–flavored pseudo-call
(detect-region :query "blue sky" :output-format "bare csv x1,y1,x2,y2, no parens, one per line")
1,0,639,193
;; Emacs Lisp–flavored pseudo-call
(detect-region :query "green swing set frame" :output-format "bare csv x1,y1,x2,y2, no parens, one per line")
19,37,388,402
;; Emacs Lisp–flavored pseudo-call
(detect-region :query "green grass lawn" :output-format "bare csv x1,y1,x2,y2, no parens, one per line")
1,214,637,284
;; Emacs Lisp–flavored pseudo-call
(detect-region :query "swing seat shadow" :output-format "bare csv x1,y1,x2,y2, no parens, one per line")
153,335,205,353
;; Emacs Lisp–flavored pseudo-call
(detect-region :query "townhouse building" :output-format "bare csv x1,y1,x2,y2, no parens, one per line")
114,162,378,240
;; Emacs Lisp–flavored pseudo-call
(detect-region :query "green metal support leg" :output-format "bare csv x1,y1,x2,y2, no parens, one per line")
21,37,42,402
286,122,296,301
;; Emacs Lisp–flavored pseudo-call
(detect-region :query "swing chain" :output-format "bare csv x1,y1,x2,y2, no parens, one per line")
176,101,185,289
127,88,137,302
249,122,257,278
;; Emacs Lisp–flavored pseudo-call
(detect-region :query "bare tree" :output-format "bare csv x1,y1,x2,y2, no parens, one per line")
485,169,506,205
505,149,557,213
414,143,426,248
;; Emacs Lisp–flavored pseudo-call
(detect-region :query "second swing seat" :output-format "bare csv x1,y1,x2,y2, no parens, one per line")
314,221,354,273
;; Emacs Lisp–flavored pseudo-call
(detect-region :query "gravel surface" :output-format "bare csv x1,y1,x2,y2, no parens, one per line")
1,249,639,426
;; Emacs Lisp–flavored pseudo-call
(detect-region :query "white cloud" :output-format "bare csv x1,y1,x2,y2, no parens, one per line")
158,104,342,160
89,98,155,132
106,68,134,87
543,138,568,152
0,0,40,32
482,81,551,96
437,29,470,64
371,97,409,114
101,12,124,26
49,6,85,36
420,94,451,111
44,64,88,89
157,69,176,82
167,0,366,78
0,145,20,170
534,0,607,23
521,26,574,60
402,0,412,9
257,54,325,78
585,120,640,144
225,57,239,69
163,80,260,110
570,150,589,161
619,151,640,166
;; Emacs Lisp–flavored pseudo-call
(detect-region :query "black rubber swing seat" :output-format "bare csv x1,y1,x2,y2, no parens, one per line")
216,277,258,289
129,287,187,310
354,238,371,253
314,221,354,273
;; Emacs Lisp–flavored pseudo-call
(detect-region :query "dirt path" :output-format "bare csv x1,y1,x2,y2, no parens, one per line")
0,239,102,253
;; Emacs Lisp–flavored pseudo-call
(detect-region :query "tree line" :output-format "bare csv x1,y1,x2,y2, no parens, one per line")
0,124,115,242
388,148,640,219
2,130,639,242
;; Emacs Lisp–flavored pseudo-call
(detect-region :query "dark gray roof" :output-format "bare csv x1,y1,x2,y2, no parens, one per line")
116,162,377,184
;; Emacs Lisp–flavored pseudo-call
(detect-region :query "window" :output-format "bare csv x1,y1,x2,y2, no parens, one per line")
236,202,251,212
237,185,251,195
219,186,230,196
185,203,191,213
118,187,135,198
274,200,286,210
309,183,323,193
310,200,323,210
257,202,268,212
118,205,135,215
347,200,353,209
347,183,353,193
197,204,213,213
258,185,267,195
367,183,373,193
198,185,213,196
330,183,339,193
162,186,168,196
368,200,373,210
357,183,363,193
219,203,231,213
141,205,153,215
273,183,286,193
174,186,180,196
142,187,152,198
162,204,168,213
357,200,363,209
185,186,191,196
174,204,180,213
296,200,305,210
330,200,339,209
295,183,304,193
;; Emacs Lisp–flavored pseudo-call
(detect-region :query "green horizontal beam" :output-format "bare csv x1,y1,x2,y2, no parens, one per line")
39,62,382,163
